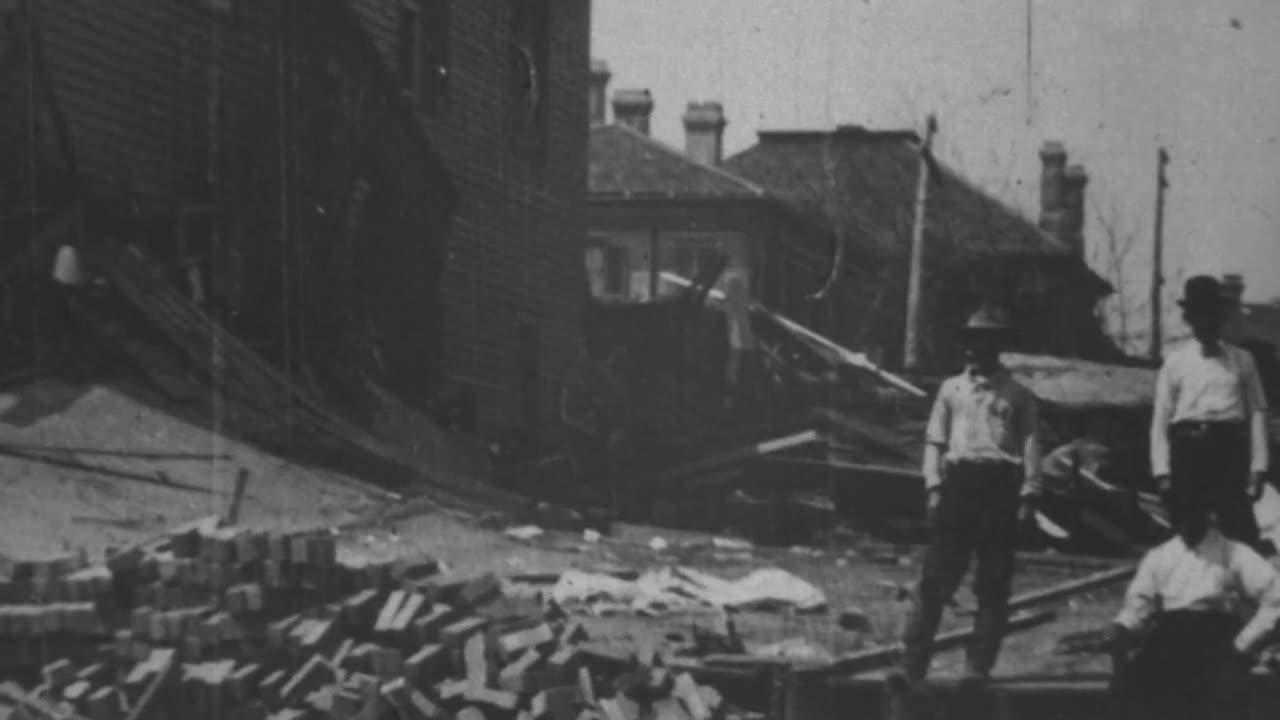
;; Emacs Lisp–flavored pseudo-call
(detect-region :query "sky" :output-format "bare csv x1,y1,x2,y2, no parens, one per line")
592,0,1280,349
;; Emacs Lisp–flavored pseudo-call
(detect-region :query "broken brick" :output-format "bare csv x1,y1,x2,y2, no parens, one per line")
373,590,407,633
404,644,449,689
499,623,555,659
440,616,488,650
42,658,75,688
498,649,542,694
410,604,456,645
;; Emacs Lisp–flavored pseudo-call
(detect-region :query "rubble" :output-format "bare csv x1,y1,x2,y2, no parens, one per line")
545,567,827,617
0,519,754,720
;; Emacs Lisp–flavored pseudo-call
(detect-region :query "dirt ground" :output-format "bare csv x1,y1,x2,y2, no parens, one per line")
0,379,383,561
0,378,1123,682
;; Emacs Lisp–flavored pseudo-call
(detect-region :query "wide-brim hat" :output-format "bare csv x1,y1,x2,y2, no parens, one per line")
960,304,1012,334
1177,275,1227,311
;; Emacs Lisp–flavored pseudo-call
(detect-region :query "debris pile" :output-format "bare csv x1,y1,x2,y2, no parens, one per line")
544,567,827,618
0,518,755,720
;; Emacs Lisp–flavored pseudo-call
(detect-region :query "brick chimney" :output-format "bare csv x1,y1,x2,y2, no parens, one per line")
611,89,653,135
682,101,727,166
589,58,611,125
1222,273,1245,305
1222,274,1246,341
1061,164,1089,252
1038,141,1068,237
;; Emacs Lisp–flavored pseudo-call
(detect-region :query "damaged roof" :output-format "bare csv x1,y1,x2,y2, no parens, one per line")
723,126,1070,259
589,124,767,199
1002,352,1157,410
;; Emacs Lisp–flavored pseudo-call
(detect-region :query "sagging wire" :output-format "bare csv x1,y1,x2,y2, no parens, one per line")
807,0,844,302
207,2,226,506
1026,0,1034,126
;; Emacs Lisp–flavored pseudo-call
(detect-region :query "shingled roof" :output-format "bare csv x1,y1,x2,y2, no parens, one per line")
723,126,1070,259
589,124,767,199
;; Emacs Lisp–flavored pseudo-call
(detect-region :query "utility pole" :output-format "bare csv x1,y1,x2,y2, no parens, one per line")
903,114,938,370
1150,147,1169,361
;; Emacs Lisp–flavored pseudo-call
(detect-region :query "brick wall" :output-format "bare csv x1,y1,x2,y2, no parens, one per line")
6,0,591,444
23,1,277,209
350,0,590,441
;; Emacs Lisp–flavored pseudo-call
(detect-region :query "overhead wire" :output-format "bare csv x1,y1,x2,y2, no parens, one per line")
808,0,844,302
207,3,226,507
1026,0,1034,126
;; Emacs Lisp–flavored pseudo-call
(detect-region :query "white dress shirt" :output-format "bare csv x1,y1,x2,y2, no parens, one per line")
1149,340,1270,476
923,367,1042,496
1115,528,1280,653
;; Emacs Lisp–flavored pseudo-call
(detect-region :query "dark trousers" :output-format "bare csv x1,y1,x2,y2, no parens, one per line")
900,461,1021,679
1109,611,1249,720
1169,421,1261,547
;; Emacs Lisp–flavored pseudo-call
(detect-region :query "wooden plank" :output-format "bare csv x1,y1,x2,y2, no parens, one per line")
809,608,1058,678
653,429,823,483
1007,565,1136,612
658,270,928,397
225,469,251,525
0,682,96,720
123,649,176,720
763,456,922,480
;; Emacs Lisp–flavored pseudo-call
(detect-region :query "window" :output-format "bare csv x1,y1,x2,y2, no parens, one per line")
399,1,449,113
509,0,551,159
602,245,628,296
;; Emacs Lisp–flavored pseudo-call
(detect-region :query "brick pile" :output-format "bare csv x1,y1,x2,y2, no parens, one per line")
0,518,742,720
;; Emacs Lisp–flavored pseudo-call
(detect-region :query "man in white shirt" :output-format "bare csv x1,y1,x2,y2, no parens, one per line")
1106,500,1280,719
1151,275,1271,552
890,305,1042,689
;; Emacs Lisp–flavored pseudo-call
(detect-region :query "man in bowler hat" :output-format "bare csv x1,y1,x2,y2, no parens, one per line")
1151,275,1271,553
890,304,1043,688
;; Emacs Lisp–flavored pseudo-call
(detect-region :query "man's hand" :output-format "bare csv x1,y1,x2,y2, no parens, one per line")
1154,474,1172,495
926,488,943,527
1100,623,1132,674
1100,623,1130,654
1248,471,1268,501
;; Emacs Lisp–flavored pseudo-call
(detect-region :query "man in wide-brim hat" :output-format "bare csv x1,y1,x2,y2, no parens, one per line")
1150,275,1271,553
891,303,1043,690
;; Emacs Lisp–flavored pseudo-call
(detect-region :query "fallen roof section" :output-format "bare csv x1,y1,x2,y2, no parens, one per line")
659,271,927,398
1002,352,1157,410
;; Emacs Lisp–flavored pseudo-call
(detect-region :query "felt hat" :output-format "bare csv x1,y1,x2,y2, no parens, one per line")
1177,275,1227,311
961,304,1011,333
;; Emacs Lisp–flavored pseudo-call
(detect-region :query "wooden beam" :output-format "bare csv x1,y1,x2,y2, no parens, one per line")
763,456,920,480
807,608,1057,678
124,651,177,720
1007,565,1136,612
828,673,1113,693
1014,552,1126,573
653,429,823,483
903,114,938,370
658,270,928,397
0,682,96,720
225,468,251,524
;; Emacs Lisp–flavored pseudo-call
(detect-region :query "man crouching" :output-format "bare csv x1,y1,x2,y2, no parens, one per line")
1106,497,1280,720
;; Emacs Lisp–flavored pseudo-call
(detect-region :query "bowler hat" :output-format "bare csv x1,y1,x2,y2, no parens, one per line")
1177,275,1226,311
961,304,1011,333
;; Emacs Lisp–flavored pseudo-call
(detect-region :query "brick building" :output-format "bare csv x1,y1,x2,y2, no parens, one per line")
725,132,1121,368
347,0,591,442
585,69,1117,369
1,0,590,447
586,70,876,351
